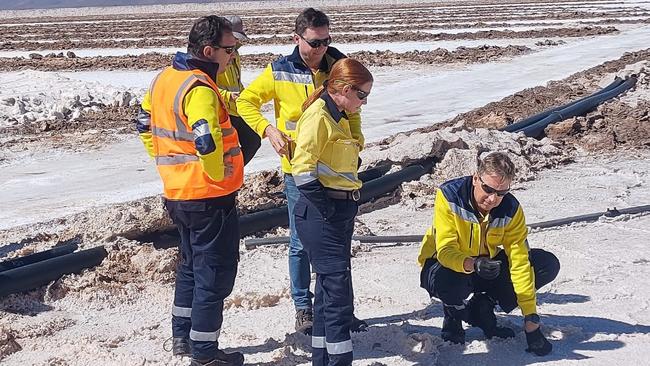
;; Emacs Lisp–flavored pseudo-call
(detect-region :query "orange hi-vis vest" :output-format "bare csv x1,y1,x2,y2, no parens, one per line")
149,67,244,200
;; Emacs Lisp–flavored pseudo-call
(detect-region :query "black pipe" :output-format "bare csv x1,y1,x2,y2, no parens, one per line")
0,246,108,298
243,204,650,249
359,158,436,204
0,242,78,273
358,163,391,182
501,77,624,133
529,204,650,229
520,76,637,138
245,235,423,249
240,206,290,238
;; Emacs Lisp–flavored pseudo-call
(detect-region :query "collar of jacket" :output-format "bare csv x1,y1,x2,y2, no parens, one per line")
172,52,219,83
286,46,346,72
320,91,348,123
441,175,518,223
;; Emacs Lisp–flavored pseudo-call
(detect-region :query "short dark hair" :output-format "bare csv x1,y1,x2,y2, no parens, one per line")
294,8,330,35
187,15,233,58
477,152,516,181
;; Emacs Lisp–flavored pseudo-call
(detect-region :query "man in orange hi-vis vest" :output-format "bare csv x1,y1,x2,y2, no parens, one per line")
135,16,244,366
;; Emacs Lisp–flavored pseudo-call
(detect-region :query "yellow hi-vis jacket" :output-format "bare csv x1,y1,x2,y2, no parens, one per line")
237,46,364,174
291,93,362,191
216,51,244,116
417,176,537,315
136,52,243,200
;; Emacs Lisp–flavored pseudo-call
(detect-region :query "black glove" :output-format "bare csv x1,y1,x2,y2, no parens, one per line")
525,327,552,356
473,257,501,280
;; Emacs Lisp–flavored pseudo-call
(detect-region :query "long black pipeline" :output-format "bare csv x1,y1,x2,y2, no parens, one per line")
0,246,107,298
243,204,650,248
520,76,637,138
501,77,624,133
0,242,78,273
159,158,437,246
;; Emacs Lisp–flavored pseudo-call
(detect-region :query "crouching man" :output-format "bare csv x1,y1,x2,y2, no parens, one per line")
417,152,560,356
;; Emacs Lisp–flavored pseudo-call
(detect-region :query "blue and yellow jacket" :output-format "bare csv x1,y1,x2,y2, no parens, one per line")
237,46,364,173
417,176,537,315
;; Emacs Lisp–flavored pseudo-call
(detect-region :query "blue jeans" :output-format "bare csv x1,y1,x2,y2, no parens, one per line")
285,174,313,310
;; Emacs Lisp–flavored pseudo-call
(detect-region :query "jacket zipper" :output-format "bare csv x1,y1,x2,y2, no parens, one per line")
305,85,309,98
469,223,473,249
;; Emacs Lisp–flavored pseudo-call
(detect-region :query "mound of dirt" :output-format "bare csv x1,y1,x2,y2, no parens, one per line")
46,240,177,303
361,124,572,209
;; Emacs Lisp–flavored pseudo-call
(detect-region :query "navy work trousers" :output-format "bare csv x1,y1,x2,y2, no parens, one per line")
295,195,357,366
421,248,560,312
165,195,240,360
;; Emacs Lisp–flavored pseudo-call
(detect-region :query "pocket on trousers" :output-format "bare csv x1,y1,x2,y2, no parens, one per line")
209,206,240,266
294,198,308,220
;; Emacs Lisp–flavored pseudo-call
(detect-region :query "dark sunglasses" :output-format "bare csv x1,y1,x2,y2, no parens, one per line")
299,34,332,48
215,44,236,54
351,85,369,100
479,176,510,197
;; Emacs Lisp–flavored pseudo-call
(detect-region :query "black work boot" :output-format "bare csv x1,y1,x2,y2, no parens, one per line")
467,293,515,339
441,304,467,344
295,308,313,335
189,350,244,366
351,315,369,332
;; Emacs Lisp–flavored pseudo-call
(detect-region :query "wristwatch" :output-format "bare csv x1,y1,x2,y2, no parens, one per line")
524,313,541,324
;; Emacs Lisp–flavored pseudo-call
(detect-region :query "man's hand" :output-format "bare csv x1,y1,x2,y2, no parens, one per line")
473,257,501,280
264,125,291,157
525,327,552,356
230,92,240,102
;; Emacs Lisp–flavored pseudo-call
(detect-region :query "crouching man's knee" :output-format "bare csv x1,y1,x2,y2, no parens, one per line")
530,249,560,290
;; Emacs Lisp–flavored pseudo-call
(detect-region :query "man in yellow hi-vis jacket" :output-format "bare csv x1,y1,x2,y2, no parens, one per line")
237,8,366,335
216,15,261,166
418,152,560,356
135,15,244,366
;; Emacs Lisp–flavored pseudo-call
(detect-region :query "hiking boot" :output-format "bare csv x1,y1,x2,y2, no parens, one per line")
350,315,369,332
467,293,515,339
189,350,244,366
295,308,313,335
441,304,466,344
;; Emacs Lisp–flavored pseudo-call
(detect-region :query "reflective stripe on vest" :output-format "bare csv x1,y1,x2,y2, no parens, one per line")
155,154,198,165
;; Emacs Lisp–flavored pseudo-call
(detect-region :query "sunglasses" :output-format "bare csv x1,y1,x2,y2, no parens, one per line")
479,176,510,197
215,44,236,54
298,34,332,48
351,85,369,100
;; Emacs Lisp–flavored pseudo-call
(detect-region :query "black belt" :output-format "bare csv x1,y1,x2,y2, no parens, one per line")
325,189,360,201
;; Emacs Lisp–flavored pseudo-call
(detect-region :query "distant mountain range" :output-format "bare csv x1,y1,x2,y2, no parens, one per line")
1,1,239,11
